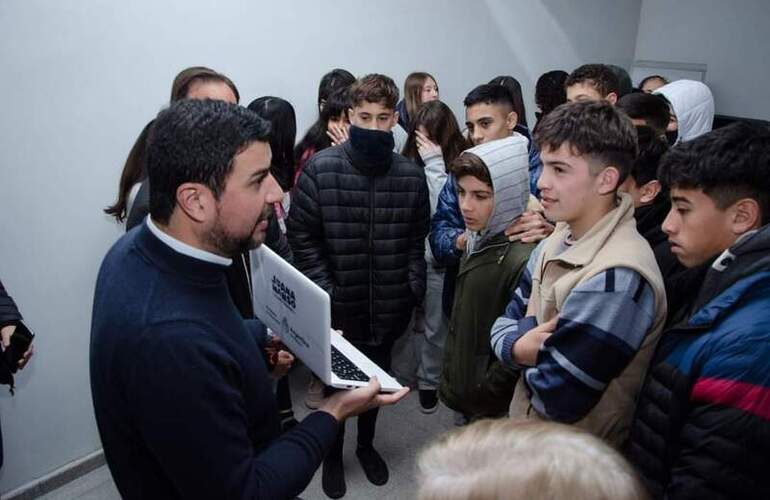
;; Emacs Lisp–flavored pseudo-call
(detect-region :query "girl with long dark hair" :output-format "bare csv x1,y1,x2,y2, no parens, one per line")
401,100,469,413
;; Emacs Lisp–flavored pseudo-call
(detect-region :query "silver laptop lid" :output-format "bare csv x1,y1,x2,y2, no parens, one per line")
250,245,333,385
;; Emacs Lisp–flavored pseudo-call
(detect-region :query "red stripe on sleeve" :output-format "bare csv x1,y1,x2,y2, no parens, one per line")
691,377,770,421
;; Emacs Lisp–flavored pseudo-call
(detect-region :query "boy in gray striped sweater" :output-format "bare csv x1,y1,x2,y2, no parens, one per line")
490,101,667,447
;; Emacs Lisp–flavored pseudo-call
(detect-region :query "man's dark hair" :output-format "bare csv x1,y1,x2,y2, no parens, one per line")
658,122,770,224
534,100,637,184
349,73,399,110
565,64,620,98
147,99,271,224
449,152,492,187
630,126,668,186
463,84,514,110
617,93,671,135
318,68,355,107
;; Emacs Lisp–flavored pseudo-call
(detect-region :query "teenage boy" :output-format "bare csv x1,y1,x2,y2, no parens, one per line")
490,101,667,448
620,126,686,311
565,64,620,104
626,123,770,500
288,74,429,498
438,136,534,421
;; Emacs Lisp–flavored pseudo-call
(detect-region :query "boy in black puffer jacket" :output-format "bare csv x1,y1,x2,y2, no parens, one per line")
288,74,429,499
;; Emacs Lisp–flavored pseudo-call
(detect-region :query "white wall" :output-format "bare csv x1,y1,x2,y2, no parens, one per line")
635,0,770,120
0,0,642,492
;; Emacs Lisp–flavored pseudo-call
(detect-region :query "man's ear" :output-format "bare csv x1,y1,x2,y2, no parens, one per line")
606,92,618,105
392,110,400,129
506,111,518,131
639,180,662,204
347,108,354,122
597,166,621,195
730,198,762,234
175,182,214,223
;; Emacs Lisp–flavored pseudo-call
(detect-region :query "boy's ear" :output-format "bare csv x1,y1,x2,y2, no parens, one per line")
597,166,621,195
639,180,662,204
347,108,354,121
392,110,400,129
506,110,518,131
730,198,762,235
176,182,214,224
605,92,618,105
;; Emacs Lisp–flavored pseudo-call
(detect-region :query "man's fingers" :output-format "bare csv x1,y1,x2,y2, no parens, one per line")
374,386,410,407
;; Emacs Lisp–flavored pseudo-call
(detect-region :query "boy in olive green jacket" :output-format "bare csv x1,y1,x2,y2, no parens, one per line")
439,136,534,420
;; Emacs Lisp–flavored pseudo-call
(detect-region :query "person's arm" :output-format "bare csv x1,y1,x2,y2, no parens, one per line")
528,144,543,198
422,152,447,216
415,130,447,216
428,176,465,266
408,173,430,303
0,279,22,327
490,243,543,367
131,323,340,500
522,268,656,423
286,164,335,294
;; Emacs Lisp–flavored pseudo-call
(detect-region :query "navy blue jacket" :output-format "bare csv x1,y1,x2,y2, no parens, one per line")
626,225,770,499
90,223,338,499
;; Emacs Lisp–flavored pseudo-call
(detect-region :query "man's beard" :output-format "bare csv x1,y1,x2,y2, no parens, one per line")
206,205,272,258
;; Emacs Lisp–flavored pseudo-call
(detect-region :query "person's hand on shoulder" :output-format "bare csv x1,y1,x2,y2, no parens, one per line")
505,211,554,243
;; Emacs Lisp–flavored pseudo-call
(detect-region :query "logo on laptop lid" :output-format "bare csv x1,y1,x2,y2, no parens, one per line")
272,275,296,310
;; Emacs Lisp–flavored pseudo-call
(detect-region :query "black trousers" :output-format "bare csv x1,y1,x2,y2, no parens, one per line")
327,341,393,458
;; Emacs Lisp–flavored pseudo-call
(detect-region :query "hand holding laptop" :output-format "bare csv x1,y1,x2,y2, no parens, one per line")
318,377,410,422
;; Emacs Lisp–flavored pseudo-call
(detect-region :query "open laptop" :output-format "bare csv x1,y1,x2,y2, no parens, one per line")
250,245,403,393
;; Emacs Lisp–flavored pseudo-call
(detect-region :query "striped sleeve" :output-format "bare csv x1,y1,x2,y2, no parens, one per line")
491,241,544,367
524,267,656,423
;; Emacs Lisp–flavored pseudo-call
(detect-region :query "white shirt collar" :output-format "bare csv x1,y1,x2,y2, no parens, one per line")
146,216,232,267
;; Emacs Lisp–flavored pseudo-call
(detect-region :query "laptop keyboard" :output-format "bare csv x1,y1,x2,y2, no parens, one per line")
331,346,370,382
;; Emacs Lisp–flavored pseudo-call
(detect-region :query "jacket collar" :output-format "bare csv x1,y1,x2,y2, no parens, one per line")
134,223,228,285
546,192,635,268
688,224,770,327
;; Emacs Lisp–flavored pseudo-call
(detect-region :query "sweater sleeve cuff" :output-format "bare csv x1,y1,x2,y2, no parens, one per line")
502,315,538,368
303,411,342,452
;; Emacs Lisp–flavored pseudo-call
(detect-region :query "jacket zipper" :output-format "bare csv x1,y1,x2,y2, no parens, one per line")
368,177,375,343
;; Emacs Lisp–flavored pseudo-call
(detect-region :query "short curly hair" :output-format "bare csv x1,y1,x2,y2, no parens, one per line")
565,64,620,99
534,100,637,184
